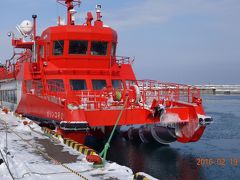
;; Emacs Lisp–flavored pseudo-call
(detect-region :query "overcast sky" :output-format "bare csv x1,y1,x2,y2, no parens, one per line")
0,0,239,84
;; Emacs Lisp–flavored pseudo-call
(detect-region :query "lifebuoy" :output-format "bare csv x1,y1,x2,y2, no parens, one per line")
130,85,141,104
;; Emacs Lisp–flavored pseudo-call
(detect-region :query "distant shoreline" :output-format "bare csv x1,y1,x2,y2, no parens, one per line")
194,85,240,95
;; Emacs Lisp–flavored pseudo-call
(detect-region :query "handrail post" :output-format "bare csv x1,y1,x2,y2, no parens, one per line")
188,86,190,103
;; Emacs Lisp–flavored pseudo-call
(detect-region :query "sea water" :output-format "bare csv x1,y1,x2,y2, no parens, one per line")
108,95,240,180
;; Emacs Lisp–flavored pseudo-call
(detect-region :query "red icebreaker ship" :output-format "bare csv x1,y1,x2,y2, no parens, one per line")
0,0,212,145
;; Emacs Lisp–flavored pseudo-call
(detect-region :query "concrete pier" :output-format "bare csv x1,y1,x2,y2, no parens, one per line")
195,85,240,95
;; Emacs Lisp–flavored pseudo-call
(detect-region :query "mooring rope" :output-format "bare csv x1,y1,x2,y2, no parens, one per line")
100,96,129,163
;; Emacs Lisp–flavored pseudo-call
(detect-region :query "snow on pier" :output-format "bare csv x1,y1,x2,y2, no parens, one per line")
0,111,134,180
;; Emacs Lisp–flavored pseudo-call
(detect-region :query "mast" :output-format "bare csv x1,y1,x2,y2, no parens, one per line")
57,0,81,25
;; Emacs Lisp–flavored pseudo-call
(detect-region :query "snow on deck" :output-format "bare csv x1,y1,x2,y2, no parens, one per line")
0,111,133,180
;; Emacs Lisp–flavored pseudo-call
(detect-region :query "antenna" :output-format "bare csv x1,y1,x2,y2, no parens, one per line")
57,0,81,25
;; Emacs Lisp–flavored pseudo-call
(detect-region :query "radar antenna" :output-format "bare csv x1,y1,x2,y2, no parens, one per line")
57,0,81,25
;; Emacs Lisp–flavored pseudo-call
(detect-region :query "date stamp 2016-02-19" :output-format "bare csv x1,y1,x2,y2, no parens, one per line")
196,158,239,167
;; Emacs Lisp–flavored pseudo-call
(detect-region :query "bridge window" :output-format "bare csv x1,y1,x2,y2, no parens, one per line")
47,79,64,92
33,80,43,95
91,41,108,56
92,80,106,90
53,40,64,56
70,80,87,90
111,43,116,56
69,40,88,55
112,80,123,89
40,45,44,58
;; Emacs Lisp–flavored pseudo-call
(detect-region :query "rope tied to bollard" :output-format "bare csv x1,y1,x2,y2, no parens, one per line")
95,96,128,167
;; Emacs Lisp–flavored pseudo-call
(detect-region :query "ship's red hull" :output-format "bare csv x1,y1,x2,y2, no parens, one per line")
12,89,209,144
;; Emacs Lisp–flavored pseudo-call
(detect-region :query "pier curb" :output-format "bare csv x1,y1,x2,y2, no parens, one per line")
134,172,151,180
42,127,97,156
